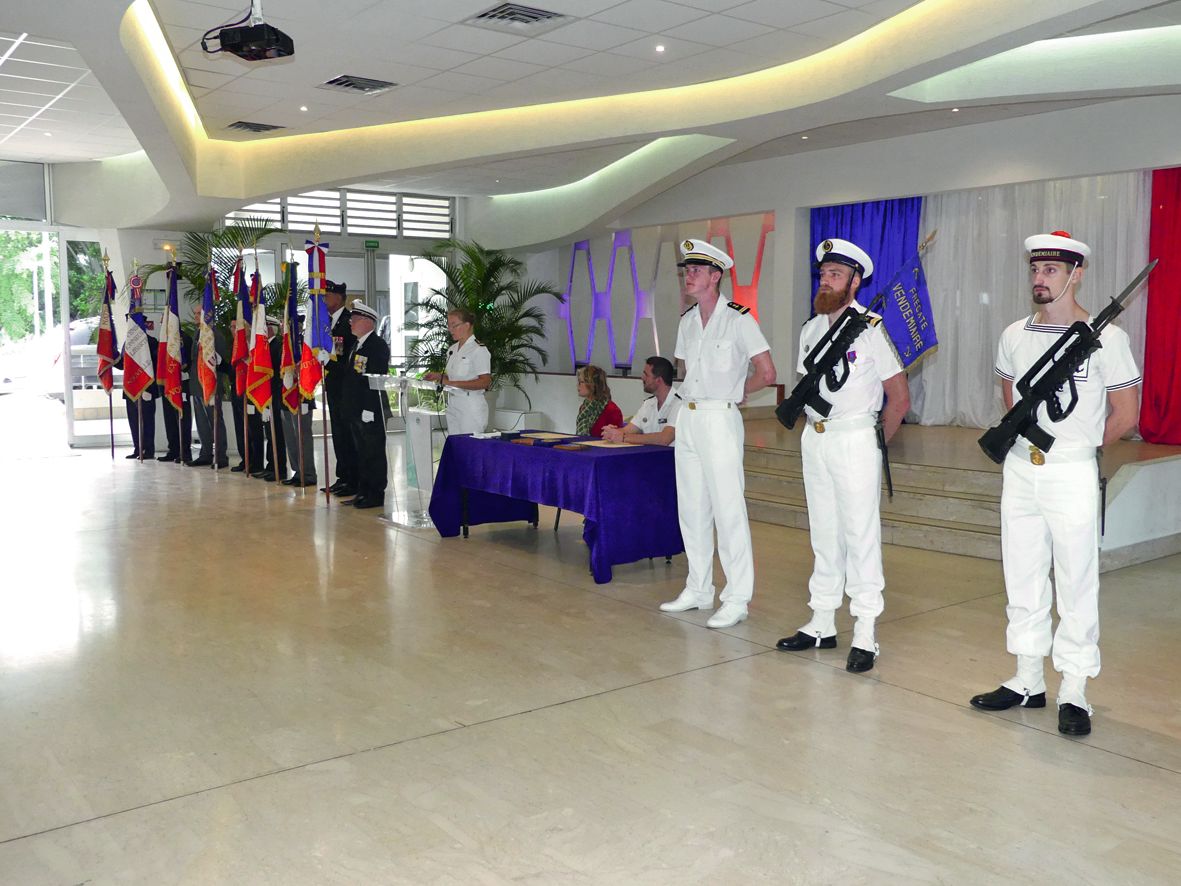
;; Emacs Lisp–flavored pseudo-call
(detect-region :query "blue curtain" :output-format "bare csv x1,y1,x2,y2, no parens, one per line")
809,197,937,367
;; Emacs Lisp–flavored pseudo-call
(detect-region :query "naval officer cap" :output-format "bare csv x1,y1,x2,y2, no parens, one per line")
323,279,347,296
349,299,378,321
678,238,734,272
816,238,874,279
1025,230,1090,266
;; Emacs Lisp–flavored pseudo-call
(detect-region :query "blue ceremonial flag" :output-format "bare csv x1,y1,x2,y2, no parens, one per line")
810,197,938,368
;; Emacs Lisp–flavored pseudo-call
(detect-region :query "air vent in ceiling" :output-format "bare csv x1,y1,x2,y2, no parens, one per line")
318,74,397,95
226,120,286,133
467,3,570,36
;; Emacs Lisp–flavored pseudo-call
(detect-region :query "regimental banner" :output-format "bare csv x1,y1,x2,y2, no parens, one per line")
230,259,253,397
97,270,119,394
122,313,154,402
279,261,301,413
156,265,184,410
883,245,939,368
245,270,273,413
196,268,220,405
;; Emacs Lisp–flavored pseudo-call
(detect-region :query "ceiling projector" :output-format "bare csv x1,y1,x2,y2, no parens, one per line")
201,1,294,61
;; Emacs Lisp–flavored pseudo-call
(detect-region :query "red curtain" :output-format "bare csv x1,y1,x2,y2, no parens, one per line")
1141,168,1181,444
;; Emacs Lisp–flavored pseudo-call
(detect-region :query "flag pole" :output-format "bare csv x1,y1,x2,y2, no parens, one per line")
102,251,115,460
211,263,220,473
240,253,250,479
291,242,305,491
138,398,144,463
311,226,331,506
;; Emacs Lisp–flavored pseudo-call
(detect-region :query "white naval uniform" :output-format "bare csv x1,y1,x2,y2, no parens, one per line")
444,336,491,436
995,315,1140,685
631,386,683,443
797,302,902,624
674,301,770,606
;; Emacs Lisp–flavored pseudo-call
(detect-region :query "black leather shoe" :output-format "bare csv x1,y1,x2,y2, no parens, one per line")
333,485,357,498
157,452,178,462
969,686,1047,711
189,457,212,467
295,478,318,487
846,646,877,673
1058,703,1092,736
249,470,271,479
776,631,838,651
214,460,229,469
329,480,352,493
281,476,299,486
353,496,383,509
125,452,140,459
231,464,246,473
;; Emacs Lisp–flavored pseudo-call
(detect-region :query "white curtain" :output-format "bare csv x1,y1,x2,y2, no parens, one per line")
910,171,1152,427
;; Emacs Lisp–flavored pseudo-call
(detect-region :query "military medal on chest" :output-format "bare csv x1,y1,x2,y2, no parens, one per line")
354,353,368,373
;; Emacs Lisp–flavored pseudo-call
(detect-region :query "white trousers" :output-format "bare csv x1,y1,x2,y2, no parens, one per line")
446,391,488,436
800,423,885,618
674,404,755,605
1001,455,1101,679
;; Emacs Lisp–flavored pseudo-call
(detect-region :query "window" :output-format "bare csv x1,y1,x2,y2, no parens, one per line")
223,190,453,239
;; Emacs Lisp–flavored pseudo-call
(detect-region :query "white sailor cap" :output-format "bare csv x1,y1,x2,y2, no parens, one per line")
349,300,378,321
1025,231,1090,266
265,315,280,329
678,238,734,272
816,238,873,279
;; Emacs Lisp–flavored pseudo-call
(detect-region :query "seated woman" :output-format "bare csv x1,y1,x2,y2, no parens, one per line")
575,365,623,439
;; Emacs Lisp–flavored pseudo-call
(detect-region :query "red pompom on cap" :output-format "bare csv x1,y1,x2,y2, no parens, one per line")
1050,230,1072,238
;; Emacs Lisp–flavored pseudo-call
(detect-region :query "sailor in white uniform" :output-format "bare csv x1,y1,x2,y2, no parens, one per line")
426,308,492,436
776,238,910,674
602,355,682,446
970,231,1140,737
659,239,777,629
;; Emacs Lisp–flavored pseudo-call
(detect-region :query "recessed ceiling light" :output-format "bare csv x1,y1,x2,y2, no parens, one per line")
951,107,960,112
801,135,808,140
44,132,52,137
655,44,665,52
299,105,308,112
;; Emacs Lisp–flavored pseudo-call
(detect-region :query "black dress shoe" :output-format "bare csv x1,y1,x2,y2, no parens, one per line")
231,464,246,473
214,460,229,469
353,496,383,509
333,485,358,498
846,646,877,673
281,476,299,486
125,452,140,459
1058,703,1092,736
189,457,212,467
157,452,178,462
969,686,1047,711
249,470,271,479
328,480,349,493
776,631,838,652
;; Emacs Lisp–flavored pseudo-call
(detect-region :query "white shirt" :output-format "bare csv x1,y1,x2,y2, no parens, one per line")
995,315,1140,448
631,386,683,438
445,336,491,393
797,302,902,420
675,301,770,402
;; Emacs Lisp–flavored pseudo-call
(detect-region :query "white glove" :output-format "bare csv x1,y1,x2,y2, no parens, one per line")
247,404,255,415
142,391,152,401
262,406,272,422
361,409,374,423
300,402,308,415
316,349,331,366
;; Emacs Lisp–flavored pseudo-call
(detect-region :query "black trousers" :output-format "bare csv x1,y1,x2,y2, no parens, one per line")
230,391,264,470
125,388,156,455
349,418,387,501
161,395,192,459
327,390,356,487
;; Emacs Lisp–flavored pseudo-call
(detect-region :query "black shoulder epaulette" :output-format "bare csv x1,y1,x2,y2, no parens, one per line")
727,301,751,315
681,304,698,317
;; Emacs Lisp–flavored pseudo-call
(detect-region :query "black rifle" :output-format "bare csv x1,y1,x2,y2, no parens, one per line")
775,289,887,430
978,259,1156,464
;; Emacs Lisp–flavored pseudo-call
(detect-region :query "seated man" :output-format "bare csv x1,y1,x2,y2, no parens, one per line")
602,356,682,446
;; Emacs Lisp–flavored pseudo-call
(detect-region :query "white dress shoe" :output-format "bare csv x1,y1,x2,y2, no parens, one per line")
659,589,714,612
706,602,748,628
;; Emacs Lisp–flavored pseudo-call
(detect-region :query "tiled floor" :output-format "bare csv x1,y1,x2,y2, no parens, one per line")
2,413,1179,883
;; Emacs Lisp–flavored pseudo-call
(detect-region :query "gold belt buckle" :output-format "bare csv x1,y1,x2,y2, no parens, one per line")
814,420,826,434
1029,445,1045,466
688,402,697,411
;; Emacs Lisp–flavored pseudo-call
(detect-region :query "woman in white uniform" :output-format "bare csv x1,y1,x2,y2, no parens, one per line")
425,308,492,435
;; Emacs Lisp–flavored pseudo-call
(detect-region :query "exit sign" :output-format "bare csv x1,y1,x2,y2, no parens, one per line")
364,239,380,249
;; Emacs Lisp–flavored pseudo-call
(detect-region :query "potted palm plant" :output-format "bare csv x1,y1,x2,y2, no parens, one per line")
409,239,561,410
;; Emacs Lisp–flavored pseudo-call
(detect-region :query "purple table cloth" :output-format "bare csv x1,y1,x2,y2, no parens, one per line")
429,434,684,583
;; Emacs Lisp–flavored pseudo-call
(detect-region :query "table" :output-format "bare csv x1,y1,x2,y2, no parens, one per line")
428,434,684,583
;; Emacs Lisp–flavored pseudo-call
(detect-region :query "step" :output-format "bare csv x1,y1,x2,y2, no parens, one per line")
746,493,1003,562
744,445,1003,497
745,468,1002,529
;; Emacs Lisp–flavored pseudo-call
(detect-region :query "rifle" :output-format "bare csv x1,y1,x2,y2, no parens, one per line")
775,292,885,430
978,259,1156,464
776,231,935,431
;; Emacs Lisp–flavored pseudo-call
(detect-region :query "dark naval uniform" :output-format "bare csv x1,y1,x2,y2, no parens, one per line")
341,329,391,506
323,305,357,491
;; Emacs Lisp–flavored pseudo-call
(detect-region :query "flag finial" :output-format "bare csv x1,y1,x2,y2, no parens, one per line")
313,224,321,243
102,251,110,270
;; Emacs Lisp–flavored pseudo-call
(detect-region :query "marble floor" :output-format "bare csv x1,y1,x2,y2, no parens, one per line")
2,408,1180,884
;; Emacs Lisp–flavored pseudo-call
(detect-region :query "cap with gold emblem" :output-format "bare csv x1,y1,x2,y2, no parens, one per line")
815,237,873,279
677,238,734,272
1025,231,1090,266
349,300,378,321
